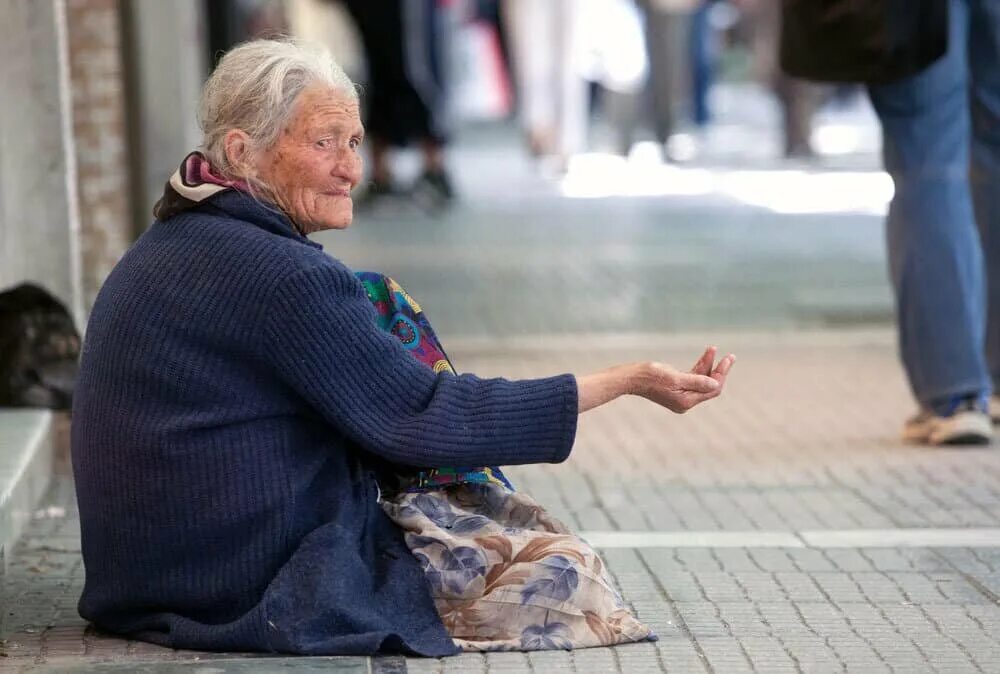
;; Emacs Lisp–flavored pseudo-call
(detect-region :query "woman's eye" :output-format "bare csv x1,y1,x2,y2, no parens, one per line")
316,138,332,149
349,137,361,150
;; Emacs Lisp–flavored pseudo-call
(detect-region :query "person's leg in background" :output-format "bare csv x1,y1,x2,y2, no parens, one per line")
968,0,1000,423
689,0,713,128
869,0,993,444
404,0,454,202
604,88,641,156
502,0,586,170
752,0,823,158
554,0,588,167
502,0,557,156
344,0,403,197
774,75,824,158
640,0,679,149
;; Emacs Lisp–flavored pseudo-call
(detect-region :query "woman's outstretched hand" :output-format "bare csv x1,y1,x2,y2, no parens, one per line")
633,346,735,413
576,346,735,414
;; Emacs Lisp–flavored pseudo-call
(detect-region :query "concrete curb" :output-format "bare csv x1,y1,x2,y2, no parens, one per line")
0,409,56,637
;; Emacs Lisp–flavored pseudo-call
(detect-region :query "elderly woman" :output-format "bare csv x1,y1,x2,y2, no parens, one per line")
71,39,734,657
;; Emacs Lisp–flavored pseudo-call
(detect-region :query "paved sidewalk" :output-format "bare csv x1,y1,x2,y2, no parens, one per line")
3,331,1000,672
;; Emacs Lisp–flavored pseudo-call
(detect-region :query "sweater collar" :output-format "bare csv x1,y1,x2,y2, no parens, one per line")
202,190,324,250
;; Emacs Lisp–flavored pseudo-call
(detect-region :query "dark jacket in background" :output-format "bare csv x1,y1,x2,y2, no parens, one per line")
780,0,948,84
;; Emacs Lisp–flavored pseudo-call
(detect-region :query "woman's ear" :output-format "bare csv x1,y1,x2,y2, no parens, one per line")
222,129,252,173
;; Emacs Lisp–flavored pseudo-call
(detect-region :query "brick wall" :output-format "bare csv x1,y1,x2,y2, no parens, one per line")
65,0,132,315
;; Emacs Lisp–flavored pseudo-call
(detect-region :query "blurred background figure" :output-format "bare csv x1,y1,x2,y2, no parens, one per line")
689,0,718,129
206,0,289,65
503,0,648,166
782,0,1000,445
745,0,826,158
450,0,513,124
867,0,1000,444
502,0,588,170
342,0,455,207
580,0,649,158
638,0,692,156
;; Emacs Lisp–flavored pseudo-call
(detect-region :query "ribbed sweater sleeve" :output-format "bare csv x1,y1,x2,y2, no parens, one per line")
262,262,578,468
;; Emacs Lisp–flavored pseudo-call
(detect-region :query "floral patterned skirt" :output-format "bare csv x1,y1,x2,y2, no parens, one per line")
382,484,655,651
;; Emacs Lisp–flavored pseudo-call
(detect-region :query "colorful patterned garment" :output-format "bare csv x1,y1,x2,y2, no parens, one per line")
356,272,513,493
364,273,655,652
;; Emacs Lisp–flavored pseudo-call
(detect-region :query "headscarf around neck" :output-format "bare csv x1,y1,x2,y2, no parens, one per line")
153,151,252,221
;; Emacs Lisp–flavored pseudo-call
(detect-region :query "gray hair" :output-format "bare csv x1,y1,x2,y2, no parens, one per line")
198,38,358,179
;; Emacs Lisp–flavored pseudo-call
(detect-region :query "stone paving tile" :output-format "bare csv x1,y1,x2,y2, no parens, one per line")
695,636,755,673
440,653,487,674
655,638,707,673
569,646,618,672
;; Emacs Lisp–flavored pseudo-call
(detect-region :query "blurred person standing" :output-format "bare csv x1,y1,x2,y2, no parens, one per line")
689,0,717,128
580,0,649,156
748,0,826,158
342,0,455,205
502,0,588,169
638,0,724,156
783,0,999,445
638,0,688,152
207,0,289,65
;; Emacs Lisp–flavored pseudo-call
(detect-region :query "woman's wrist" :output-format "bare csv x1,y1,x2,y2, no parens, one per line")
623,361,652,397
577,362,650,413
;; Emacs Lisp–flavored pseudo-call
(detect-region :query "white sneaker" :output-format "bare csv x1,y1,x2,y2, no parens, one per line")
902,397,994,446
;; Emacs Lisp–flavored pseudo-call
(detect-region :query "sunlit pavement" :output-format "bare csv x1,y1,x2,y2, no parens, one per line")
6,87,1000,673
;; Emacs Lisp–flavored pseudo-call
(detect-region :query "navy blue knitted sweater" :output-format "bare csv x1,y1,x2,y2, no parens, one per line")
71,190,578,656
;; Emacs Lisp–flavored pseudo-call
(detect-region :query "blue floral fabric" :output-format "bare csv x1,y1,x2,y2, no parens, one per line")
382,484,655,651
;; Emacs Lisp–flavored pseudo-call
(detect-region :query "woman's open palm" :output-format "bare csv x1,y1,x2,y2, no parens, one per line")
638,346,735,413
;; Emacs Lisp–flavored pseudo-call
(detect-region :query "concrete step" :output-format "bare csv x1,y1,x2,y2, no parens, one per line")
1,409,56,636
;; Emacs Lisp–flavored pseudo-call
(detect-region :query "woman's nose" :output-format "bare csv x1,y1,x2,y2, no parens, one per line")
337,151,363,188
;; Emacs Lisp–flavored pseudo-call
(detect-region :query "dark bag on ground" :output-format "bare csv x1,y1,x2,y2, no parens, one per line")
0,283,80,409
780,0,948,84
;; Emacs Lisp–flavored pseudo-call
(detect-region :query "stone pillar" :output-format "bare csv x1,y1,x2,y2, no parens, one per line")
0,1,209,323
64,0,133,315
122,0,207,230
0,0,83,323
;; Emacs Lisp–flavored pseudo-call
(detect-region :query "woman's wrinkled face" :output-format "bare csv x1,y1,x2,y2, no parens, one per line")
256,85,364,233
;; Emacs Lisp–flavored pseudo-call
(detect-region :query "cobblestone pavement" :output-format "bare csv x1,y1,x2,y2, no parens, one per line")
4,332,1000,672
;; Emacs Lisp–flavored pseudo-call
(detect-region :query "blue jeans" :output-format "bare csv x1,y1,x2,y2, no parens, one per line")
868,0,1000,410
689,1,714,127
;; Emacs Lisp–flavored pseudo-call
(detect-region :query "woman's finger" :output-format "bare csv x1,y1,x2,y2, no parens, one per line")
691,346,717,375
676,372,721,394
712,353,736,379
698,356,733,397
